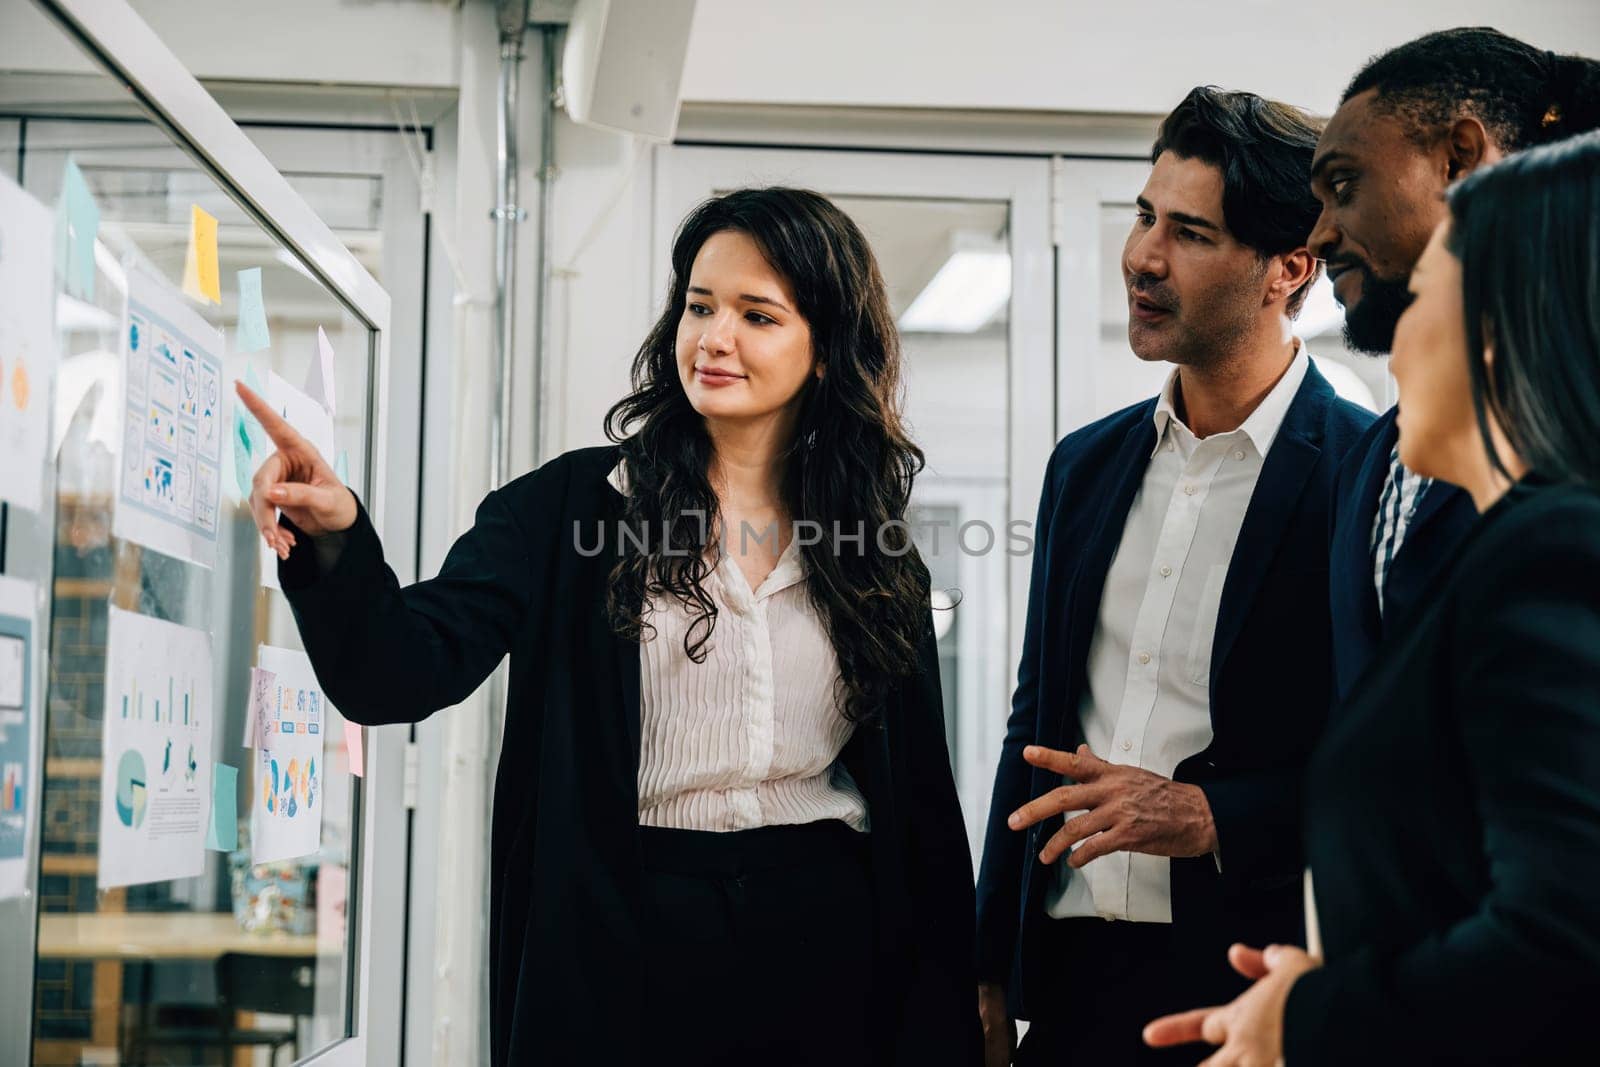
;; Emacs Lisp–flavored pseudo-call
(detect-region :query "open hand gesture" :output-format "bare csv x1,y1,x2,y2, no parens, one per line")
1007,744,1218,865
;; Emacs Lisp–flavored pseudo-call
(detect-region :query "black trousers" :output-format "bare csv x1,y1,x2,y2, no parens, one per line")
639,819,876,1067
1016,918,1224,1067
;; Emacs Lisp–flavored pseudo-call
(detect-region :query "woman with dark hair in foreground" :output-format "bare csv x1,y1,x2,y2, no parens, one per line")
237,187,980,1066
1146,131,1600,1065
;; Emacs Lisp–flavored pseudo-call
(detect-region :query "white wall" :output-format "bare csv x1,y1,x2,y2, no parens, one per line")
0,0,462,87
680,0,1600,115
9,0,1596,112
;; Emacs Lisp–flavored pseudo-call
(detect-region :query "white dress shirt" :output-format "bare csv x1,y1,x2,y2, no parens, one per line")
1047,343,1310,923
610,463,869,833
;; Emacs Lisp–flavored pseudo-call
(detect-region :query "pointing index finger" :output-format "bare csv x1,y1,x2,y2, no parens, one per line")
234,379,303,453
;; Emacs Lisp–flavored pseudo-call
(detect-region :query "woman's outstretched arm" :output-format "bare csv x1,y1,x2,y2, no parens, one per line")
237,380,561,725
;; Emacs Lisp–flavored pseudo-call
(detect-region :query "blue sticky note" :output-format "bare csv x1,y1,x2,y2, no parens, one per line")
56,160,100,301
334,450,349,484
205,762,239,852
236,268,271,354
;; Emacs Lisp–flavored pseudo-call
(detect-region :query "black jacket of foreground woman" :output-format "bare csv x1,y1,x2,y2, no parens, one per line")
1289,477,1600,1064
277,444,981,1066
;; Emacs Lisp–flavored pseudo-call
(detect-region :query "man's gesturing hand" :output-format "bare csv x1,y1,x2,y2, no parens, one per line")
1006,744,1217,866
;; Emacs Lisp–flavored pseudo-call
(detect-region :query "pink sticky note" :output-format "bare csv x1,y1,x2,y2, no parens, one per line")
344,720,364,777
244,667,276,749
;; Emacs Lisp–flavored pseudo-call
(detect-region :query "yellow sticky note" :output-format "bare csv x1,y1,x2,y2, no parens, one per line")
182,204,221,304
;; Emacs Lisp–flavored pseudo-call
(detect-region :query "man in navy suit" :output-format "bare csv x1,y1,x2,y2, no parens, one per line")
1311,28,1599,701
976,88,1375,1066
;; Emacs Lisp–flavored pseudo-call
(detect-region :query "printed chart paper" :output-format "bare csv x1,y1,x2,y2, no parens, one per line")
259,371,335,590
99,607,214,889
250,645,329,864
0,172,57,513
0,576,40,900
115,271,225,567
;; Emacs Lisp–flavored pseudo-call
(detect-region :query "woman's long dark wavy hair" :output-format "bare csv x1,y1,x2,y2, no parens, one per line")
604,187,930,723
1445,129,1600,488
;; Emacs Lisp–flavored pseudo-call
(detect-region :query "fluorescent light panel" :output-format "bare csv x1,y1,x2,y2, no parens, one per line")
899,250,1012,334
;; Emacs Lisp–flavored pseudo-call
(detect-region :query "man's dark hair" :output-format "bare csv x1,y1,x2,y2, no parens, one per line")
1344,27,1600,152
1152,86,1324,315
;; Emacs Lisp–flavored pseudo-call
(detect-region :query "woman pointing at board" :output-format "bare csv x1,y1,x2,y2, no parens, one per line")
235,187,980,1067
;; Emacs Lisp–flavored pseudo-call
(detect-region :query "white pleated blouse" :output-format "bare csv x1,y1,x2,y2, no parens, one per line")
611,464,869,833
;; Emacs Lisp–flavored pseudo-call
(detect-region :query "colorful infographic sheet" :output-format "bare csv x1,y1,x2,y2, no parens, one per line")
0,172,57,514
250,645,328,864
114,271,225,568
0,577,40,900
99,607,214,889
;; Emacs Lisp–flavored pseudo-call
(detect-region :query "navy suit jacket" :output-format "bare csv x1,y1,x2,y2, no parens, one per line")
1328,407,1480,704
976,362,1374,1014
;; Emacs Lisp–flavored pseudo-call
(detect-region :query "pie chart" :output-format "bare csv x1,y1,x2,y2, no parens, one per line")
114,749,148,829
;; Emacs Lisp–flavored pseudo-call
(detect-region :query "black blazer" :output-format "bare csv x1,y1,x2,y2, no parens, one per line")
1287,478,1600,1065
976,363,1375,1014
1328,408,1479,704
277,445,980,1066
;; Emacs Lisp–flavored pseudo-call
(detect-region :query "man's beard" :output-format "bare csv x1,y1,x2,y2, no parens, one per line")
1341,268,1415,355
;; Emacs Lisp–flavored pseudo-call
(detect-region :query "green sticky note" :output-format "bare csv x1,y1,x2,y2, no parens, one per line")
236,268,271,353
334,450,348,484
55,159,100,301
205,762,238,851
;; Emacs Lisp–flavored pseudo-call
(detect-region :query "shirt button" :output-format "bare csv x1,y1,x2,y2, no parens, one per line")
1159,565,1172,577
1121,739,1133,752
1183,484,1196,496
1137,651,1152,665
1233,450,1245,461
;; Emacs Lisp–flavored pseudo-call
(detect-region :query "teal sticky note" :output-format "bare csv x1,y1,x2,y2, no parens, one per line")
55,159,100,301
233,361,267,495
236,268,271,354
334,450,349,484
205,762,239,851
233,406,255,498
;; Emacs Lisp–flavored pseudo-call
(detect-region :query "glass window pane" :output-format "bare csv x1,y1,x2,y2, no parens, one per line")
13,112,374,1066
